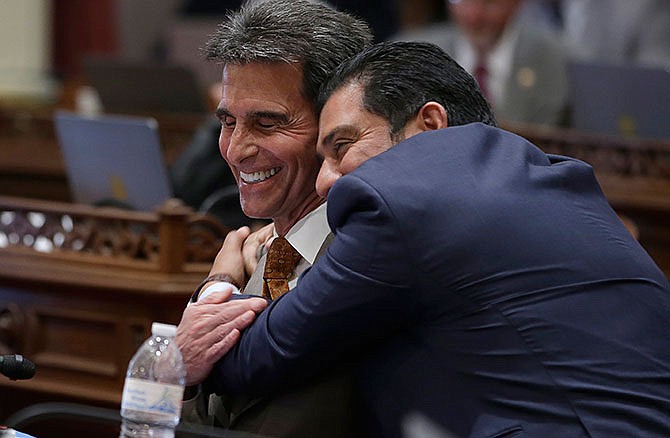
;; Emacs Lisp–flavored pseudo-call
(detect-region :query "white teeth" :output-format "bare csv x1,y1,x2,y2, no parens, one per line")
240,167,280,183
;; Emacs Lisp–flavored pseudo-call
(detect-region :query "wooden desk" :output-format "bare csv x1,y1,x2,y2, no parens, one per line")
0,196,229,426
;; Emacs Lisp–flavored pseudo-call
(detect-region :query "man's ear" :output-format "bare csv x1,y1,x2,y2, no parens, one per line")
401,102,449,139
417,102,448,131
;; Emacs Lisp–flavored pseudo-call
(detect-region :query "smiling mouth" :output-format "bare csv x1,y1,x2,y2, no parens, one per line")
239,167,281,183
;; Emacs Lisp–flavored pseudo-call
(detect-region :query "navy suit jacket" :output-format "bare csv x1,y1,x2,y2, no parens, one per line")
209,124,670,437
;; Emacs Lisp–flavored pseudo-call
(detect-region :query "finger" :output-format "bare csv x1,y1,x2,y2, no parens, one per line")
258,223,274,240
244,257,258,278
215,299,267,319
205,309,255,363
209,230,248,286
218,227,248,257
233,226,251,243
223,309,257,332
264,234,277,252
208,328,241,364
246,297,269,313
242,242,261,275
243,223,274,272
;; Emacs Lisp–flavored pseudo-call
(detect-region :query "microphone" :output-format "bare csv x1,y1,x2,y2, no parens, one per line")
0,354,36,380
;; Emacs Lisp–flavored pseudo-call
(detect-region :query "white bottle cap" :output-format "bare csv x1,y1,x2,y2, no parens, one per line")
151,322,177,338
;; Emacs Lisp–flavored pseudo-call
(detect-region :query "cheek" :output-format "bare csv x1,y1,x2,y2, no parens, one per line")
342,139,393,172
283,141,320,174
339,152,367,175
218,136,239,177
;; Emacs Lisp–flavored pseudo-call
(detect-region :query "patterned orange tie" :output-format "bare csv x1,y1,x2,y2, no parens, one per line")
262,236,303,300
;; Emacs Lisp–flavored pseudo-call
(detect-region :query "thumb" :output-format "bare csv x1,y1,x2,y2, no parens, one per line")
218,227,251,256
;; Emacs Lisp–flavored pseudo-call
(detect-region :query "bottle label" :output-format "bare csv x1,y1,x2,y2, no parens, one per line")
121,378,184,418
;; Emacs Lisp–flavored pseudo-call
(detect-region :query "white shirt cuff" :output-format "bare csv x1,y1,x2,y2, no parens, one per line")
198,281,241,301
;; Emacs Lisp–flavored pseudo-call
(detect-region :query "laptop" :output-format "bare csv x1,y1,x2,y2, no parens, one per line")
567,61,670,140
83,57,209,114
54,111,173,211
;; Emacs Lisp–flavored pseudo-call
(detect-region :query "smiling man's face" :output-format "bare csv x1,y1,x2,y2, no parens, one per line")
316,82,396,198
217,62,323,234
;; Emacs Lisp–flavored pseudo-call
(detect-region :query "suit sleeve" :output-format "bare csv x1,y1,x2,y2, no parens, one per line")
207,174,417,396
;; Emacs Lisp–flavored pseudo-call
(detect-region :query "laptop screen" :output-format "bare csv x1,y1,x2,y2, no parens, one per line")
567,61,670,140
54,111,173,211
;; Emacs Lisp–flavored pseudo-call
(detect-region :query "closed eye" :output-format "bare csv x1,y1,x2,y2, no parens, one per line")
333,141,352,155
254,113,288,131
222,116,236,128
321,125,359,157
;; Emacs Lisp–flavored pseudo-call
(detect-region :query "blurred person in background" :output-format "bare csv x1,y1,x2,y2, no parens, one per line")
559,0,670,69
392,0,569,127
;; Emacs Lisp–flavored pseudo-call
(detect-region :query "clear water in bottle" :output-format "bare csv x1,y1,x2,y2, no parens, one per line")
120,322,186,438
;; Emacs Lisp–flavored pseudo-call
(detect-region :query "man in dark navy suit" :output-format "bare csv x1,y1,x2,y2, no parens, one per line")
188,41,670,437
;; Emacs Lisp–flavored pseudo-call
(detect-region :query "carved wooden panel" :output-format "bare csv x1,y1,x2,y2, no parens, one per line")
504,122,670,180
0,196,230,270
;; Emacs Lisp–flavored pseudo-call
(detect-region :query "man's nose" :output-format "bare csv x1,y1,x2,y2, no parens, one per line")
221,125,257,164
316,162,340,198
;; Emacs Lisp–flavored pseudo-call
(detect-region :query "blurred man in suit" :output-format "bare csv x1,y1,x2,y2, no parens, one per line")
174,1,372,436
199,41,670,437
393,0,568,126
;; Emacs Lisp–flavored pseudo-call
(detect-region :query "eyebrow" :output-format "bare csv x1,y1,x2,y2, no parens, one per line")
215,107,289,124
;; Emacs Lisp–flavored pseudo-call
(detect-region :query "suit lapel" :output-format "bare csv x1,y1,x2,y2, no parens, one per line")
244,252,268,296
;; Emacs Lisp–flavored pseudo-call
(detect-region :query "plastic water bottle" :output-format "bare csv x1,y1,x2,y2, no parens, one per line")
120,322,186,437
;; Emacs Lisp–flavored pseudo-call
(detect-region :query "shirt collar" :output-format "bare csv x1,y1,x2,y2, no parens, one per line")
278,202,329,264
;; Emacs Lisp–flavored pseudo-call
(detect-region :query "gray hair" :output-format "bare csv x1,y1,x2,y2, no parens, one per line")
205,0,373,105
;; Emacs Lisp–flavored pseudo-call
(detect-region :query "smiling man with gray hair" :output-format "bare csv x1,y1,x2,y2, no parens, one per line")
175,1,372,436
